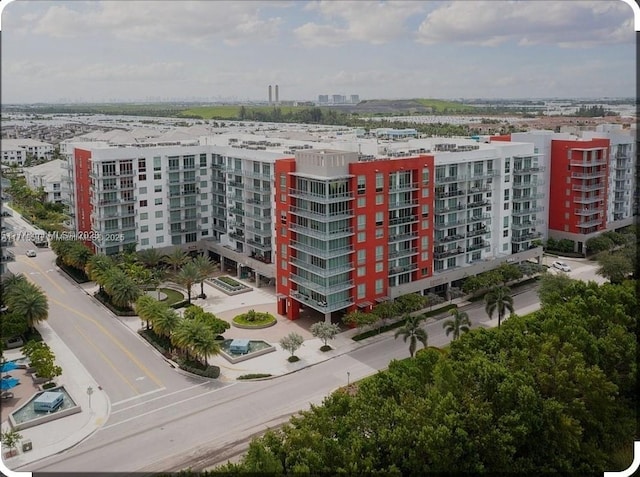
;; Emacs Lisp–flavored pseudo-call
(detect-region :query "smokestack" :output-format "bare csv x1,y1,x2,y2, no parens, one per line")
268,85,272,104
275,84,279,104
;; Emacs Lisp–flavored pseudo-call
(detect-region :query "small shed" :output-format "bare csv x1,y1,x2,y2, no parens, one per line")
229,339,250,354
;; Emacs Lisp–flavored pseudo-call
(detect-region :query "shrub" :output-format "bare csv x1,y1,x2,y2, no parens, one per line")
178,361,220,378
238,373,272,380
56,257,89,283
170,300,189,309
218,276,242,287
320,345,333,352
233,311,276,327
287,356,300,363
94,290,136,316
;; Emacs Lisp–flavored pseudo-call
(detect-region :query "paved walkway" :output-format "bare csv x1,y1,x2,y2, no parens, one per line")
3,255,604,470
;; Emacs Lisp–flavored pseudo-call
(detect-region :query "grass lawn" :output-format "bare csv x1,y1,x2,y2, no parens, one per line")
178,105,314,120
156,287,184,306
414,98,475,113
232,312,276,327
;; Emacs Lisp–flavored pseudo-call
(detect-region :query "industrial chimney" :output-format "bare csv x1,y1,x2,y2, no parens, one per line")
275,84,279,104
268,85,272,104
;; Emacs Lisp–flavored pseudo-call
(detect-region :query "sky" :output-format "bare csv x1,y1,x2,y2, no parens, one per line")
0,0,636,103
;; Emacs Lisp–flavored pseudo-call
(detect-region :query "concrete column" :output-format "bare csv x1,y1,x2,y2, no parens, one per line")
324,312,331,324
255,272,261,288
236,264,242,278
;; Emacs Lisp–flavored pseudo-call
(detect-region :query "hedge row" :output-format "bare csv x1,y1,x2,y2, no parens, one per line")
94,290,137,316
55,257,90,283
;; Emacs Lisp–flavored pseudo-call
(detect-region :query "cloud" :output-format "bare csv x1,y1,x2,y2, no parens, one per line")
415,0,634,47
295,0,426,46
25,1,283,46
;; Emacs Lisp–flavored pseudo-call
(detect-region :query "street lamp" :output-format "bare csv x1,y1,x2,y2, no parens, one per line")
87,386,94,410
347,372,350,387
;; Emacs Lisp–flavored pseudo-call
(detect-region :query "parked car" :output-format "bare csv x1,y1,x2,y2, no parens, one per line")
552,261,571,272
26,249,37,257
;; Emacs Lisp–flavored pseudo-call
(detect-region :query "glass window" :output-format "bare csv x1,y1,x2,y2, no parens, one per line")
375,228,383,238
358,197,366,208
421,251,428,261
139,187,147,194
140,225,149,233
155,210,163,218
376,194,383,205
140,238,149,246
375,173,383,192
156,236,164,244
140,212,148,220
357,215,366,231
154,185,162,193
155,198,163,205
155,223,164,230
503,230,509,237
357,249,366,265
503,217,509,228
357,267,366,277
375,262,383,272
281,276,287,286
357,175,366,195
358,232,366,242
140,200,147,207
422,168,430,185
375,279,383,294
357,284,366,299
375,212,383,225
375,245,383,260
281,260,287,270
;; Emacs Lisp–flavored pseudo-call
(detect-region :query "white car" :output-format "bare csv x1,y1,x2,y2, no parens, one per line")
26,249,37,257
552,261,571,272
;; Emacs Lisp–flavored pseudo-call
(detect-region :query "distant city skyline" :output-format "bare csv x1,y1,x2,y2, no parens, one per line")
0,0,637,104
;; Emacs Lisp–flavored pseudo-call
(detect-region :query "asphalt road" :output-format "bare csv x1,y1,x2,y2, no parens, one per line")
21,277,542,473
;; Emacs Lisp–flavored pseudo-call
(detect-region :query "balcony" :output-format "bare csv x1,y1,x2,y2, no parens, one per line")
290,274,354,295
466,213,492,223
574,207,603,216
570,159,607,167
212,223,227,233
211,163,224,170
246,198,270,207
513,193,545,202
290,258,354,278
467,241,490,252
577,219,603,228
511,232,543,243
228,181,244,189
467,199,490,208
389,182,419,192
388,215,418,226
572,195,603,206
245,183,271,194
614,162,631,170
290,292,354,313
246,239,272,251
388,247,418,259
469,170,499,180
434,204,465,214
434,248,464,259
434,218,466,229
388,263,418,276
572,183,604,192
388,199,418,209
244,170,271,180
512,181,544,189
511,206,544,216
228,232,245,241
436,189,465,198
289,188,353,203
290,207,352,222
511,219,544,230
435,175,465,184
290,223,354,240
466,227,489,237
467,185,492,193
513,166,545,175
388,232,418,242
229,207,245,216
290,241,354,259
435,234,465,244
571,171,606,180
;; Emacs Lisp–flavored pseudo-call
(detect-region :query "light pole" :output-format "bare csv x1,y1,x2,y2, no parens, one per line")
86,386,94,410
347,372,350,387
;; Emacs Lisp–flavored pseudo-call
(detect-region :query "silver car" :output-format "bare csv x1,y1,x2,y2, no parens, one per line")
552,261,571,272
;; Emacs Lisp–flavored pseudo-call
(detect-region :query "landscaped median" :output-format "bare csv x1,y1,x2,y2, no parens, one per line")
232,309,277,329
207,276,252,296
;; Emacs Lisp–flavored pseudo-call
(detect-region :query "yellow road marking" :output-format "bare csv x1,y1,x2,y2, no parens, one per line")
16,256,67,295
74,325,140,395
50,297,164,388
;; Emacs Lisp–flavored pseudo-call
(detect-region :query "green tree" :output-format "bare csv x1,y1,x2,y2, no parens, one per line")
172,318,218,365
84,254,115,292
484,285,514,327
442,308,471,340
596,252,633,284
310,321,340,350
395,293,427,313
192,254,218,298
136,247,165,269
64,241,93,271
183,305,230,336
372,301,398,329
135,294,162,331
0,429,23,457
537,273,580,307
425,292,445,310
175,261,199,304
103,267,140,309
394,316,428,357
153,307,180,341
6,280,48,331
164,248,189,274
280,332,304,360
342,310,378,330
585,235,614,255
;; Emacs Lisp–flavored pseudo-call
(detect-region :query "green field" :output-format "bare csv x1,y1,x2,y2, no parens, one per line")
414,98,475,113
178,105,313,120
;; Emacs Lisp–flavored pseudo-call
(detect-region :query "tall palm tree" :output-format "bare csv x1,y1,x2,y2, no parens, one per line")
164,248,189,275
442,308,471,340
484,285,514,328
175,261,199,304
394,316,428,358
85,255,115,292
153,307,180,341
6,281,48,331
135,294,161,331
192,254,218,298
103,267,140,309
136,247,165,270
1,273,27,305
66,242,93,271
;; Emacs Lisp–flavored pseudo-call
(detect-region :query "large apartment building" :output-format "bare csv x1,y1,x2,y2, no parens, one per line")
60,124,635,320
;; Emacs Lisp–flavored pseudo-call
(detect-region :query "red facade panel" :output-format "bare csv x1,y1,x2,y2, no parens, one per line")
73,148,94,249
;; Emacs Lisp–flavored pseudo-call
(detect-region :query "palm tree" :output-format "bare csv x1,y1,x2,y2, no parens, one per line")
66,242,93,271
192,254,218,298
442,308,471,340
136,247,165,269
1,273,27,305
153,307,180,341
484,285,514,328
164,248,189,275
103,267,140,309
85,255,115,292
172,318,213,362
394,316,428,358
6,281,48,331
135,294,161,331
175,261,199,304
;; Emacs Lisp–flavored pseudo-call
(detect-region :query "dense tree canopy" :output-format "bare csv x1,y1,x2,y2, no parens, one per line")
209,279,637,475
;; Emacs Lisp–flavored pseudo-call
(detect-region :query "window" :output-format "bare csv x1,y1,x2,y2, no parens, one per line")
281,227,286,236
155,198,163,205
153,157,161,171
375,279,383,294
357,284,366,299
280,173,286,188
421,267,428,275
504,175,510,182
421,251,428,261
422,188,429,198
200,181,208,188
421,236,429,250
504,190,509,201
422,167,430,185
281,193,287,203
281,276,287,286
140,200,148,207
504,159,510,173
422,205,429,217
357,175,366,195
566,189,570,196
565,201,570,208
200,169,207,176
139,186,147,194
154,185,162,193
358,197,366,208
375,245,384,260
503,230,509,237
156,236,164,244
503,243,509,251
565,212,570,219
140,238,149,246
375,173,383,192
504,203,509,210
280,244,287,257
375,228,383,238
281,260,287,270
200,154,207,167
375,262,383,272
155,210,163,218
357,249,366,265
357,215,366,231
422,220,429,229
503,217,509,228
358,232,366,242
357,267,366,277
140,225,149,233
376,194,383,205
154,173,162,180
375,212,383,226
155,223,164,230
139,174,147,181
140,212,149,220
